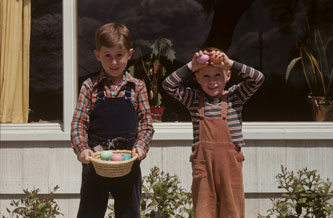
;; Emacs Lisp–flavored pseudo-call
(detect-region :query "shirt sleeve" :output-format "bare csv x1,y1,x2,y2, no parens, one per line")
162,64,197,109
229,61,265,102
70,79,92,155
135,81,154,153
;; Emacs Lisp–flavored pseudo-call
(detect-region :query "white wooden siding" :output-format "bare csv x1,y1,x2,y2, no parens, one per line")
1,139,332,217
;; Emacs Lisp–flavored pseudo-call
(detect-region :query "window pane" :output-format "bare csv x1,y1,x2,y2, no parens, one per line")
78,0,333,122
29,0,63,123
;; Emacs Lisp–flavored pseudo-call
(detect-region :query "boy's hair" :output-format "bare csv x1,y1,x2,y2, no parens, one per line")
95,23,131,51
202,47,222,53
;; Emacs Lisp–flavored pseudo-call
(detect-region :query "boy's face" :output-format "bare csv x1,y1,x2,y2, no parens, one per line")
94,45,133,83
195,65,231,98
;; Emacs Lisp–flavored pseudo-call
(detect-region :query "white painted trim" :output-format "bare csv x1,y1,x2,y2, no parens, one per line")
62,0,78,133
1,122,333,141
2,0,332,142
242,122,333,140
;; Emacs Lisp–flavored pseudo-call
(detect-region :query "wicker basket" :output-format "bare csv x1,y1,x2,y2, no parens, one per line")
89,150,137,178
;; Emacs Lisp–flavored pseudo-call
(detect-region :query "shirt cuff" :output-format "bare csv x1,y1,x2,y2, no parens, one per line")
230,61,243,73
76,145,90,156
135,140,149,153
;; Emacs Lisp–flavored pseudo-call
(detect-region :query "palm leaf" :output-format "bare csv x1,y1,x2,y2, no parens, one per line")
310,53,327,95
286,57,301,81
314,30,329,81
300,47,314,94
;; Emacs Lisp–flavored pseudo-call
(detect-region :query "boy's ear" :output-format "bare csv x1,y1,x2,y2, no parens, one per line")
128,48,134,60
225,70,231,82
195,72,201,85
94,50,101,61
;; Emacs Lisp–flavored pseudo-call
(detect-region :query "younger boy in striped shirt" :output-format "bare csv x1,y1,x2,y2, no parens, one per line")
163,48,264,218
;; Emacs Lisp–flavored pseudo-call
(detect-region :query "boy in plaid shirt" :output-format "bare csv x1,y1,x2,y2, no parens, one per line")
71,22,154,218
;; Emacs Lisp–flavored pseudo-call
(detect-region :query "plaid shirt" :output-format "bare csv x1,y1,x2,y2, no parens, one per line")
71,71,154,155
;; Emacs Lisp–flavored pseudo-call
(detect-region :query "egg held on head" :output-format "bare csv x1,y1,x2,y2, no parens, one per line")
110,153,124,161
100,150,113,160
196,55,209,64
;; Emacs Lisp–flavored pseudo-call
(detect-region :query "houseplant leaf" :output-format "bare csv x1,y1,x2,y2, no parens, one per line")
165,47,176,63
286,57,301,81
309,53,327,96
300,47,316,95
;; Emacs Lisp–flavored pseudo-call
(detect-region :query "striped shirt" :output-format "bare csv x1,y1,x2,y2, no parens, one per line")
71,71,154,155
162,61,264,148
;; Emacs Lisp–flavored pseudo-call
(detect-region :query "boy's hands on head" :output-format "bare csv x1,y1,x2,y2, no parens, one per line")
78,148,94,164
132,146,146,160
187,50,234,73
187,50,209,72
209,50,234,71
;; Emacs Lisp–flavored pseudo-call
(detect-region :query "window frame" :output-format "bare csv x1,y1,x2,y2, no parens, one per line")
1,0,333,142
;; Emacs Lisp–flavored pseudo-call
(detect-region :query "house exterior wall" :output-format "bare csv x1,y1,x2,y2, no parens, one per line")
1,138,332,217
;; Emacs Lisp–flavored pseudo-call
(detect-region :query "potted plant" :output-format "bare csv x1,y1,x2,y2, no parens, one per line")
286,27,333,121
128,37,176,122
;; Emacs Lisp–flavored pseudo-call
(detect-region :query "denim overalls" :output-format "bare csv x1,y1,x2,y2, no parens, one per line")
77,82,141,218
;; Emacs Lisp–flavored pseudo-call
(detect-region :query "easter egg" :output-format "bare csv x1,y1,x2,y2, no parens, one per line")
123,154,131,161
196,55,209,64
100,151,112,160
110,153,124,161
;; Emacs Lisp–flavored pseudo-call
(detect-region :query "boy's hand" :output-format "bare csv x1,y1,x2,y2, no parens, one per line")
187,50,209,72
132,146,146,160
209,51,234,70
78,148,94,163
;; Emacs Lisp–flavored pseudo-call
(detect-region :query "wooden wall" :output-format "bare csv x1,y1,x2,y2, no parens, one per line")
1,139,332,217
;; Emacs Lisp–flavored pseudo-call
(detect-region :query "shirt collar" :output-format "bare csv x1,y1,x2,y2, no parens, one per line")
96,71,135,86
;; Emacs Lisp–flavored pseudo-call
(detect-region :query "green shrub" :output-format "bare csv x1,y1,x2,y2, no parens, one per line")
258,166,333,218
108,166,193,218
2,186,63,218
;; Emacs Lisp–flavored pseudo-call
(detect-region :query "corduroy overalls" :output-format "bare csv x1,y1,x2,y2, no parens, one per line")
190,92,245,218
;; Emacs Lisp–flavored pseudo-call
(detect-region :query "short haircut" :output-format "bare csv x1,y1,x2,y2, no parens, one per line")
202,47,222,53
95,23,131,51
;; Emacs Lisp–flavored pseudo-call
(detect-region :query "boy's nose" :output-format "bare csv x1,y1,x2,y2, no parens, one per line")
111,58,117,64
209,79,217,84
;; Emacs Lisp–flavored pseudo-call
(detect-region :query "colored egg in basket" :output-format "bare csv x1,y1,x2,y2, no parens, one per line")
100,150,113,160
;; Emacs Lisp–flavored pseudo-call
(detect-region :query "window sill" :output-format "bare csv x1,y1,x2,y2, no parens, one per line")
1,122,333,141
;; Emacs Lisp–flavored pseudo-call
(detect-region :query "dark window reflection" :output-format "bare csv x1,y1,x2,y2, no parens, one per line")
29,0,63,122
78,0,333,122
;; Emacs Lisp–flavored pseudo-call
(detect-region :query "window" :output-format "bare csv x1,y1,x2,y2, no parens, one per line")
78,0,333,122
1,0,332,142
0,0,76,140
29,0,63,123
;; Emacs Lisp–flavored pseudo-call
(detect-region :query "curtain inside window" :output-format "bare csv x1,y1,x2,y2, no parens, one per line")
0,0,31,123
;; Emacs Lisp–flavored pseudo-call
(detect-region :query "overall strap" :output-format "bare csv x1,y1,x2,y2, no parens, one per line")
95,81,135,101
221,92,228,120
123,83,133,99
199,91,228,119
